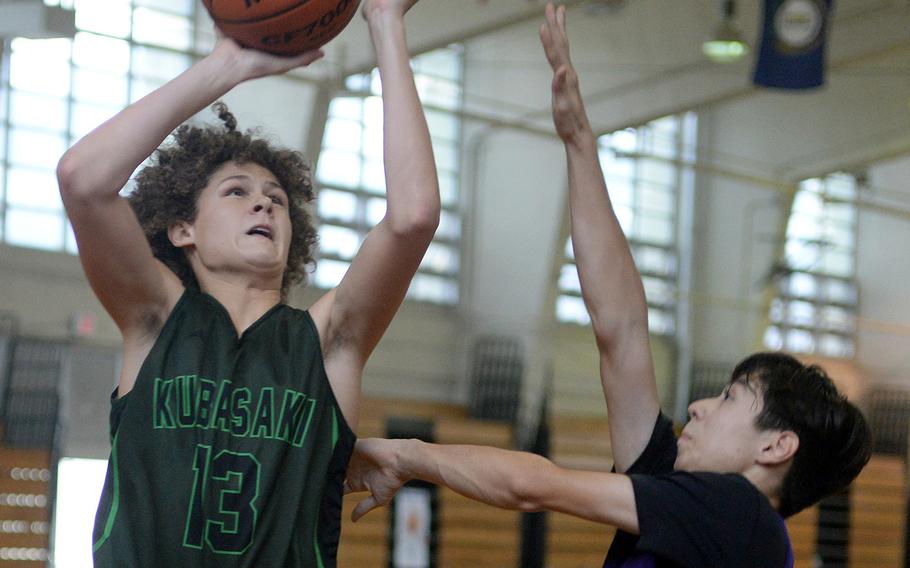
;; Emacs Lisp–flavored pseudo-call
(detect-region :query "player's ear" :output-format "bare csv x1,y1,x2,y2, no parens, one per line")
168,221,195,248
758,430,799,466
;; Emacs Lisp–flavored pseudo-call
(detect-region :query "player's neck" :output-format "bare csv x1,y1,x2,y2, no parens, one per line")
199,275,283,335
742,466,783,513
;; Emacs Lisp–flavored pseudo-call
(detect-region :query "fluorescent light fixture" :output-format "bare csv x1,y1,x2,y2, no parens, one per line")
703,0,749,64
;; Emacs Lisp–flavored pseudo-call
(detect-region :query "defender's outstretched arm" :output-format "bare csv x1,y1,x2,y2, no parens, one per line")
345,437,639,534
541,3,659,472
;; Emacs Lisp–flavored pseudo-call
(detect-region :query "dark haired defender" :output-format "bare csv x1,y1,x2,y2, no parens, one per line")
344,5,872,567
57,0,436,566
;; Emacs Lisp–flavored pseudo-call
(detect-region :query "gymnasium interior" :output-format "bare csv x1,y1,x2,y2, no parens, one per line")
1,0,910,566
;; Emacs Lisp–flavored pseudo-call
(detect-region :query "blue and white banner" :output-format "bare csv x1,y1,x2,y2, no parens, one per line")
753,0,834,90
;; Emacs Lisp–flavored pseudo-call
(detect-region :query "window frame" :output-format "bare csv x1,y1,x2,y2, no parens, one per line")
312,46,465,307
555,113,694,336
763,172,859,358
0,1,201,253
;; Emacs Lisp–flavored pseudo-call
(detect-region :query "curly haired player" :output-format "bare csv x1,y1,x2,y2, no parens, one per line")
57,1,434,566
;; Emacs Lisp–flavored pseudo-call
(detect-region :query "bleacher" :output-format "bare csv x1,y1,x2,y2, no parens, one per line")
0,335,57,567
0,441,52,567
337,398,519,568
788,505,818,568
548,414,616,568
849,455,906,568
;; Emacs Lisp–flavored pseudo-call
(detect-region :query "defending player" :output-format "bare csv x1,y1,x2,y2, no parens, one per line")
344,5,871,567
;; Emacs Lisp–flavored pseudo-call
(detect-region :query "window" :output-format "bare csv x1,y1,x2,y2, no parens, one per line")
763,173,858,357
0,0,195,253
556,114,696,335
314,46,463,305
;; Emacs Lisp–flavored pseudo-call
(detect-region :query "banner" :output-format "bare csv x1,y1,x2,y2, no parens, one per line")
753,0,834,90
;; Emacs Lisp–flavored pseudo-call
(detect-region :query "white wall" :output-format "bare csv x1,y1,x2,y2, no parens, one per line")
689,115,786,364
220,75,319,152
458,122,566,411
0,245,119,343
857,155,910,384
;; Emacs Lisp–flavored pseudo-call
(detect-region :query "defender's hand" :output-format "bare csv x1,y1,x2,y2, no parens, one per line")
539,3,589,143
344,438,410,522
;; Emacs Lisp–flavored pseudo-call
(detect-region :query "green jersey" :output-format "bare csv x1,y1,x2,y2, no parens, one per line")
92,288,356,568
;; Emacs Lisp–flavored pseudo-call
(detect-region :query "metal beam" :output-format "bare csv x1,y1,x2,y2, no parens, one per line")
342,0,590,77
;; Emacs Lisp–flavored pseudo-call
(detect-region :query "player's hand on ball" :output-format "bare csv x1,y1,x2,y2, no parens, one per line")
212,25,324,82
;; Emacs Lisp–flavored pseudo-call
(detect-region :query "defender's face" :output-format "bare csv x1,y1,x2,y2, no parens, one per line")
183,161,292,282
675,379,768,474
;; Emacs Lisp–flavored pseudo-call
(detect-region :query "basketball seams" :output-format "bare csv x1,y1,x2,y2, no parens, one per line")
208,0,316,25
207,0,360,55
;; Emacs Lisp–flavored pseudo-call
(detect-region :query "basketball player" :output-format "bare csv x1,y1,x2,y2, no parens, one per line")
344,4,872,566
56,0,434,566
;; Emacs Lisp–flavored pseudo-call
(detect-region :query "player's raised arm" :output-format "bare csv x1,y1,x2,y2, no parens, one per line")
57,35,323,338
311,0,440,428
541,3,659,472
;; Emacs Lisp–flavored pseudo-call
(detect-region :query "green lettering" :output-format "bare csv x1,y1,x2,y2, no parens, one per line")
195,379,218,427
176,375,197,428
231,389,252,437
153,378,175,429
276,390,307,443
212,380,234,432
251,388,275,439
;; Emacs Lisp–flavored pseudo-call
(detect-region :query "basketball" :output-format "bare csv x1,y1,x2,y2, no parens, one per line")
204,0,362,56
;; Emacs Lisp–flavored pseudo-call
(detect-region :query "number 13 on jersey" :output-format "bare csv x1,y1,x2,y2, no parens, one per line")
183,445,262,554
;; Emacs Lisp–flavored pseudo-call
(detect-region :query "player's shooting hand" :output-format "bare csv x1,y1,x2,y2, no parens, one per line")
344,438,409,522
211,25,324,83
539,3,589,143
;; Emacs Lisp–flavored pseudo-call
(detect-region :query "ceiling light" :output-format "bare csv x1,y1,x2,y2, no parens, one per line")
702,0,749,64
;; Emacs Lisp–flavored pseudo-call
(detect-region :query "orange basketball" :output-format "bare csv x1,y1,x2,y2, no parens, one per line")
205,0,362,56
